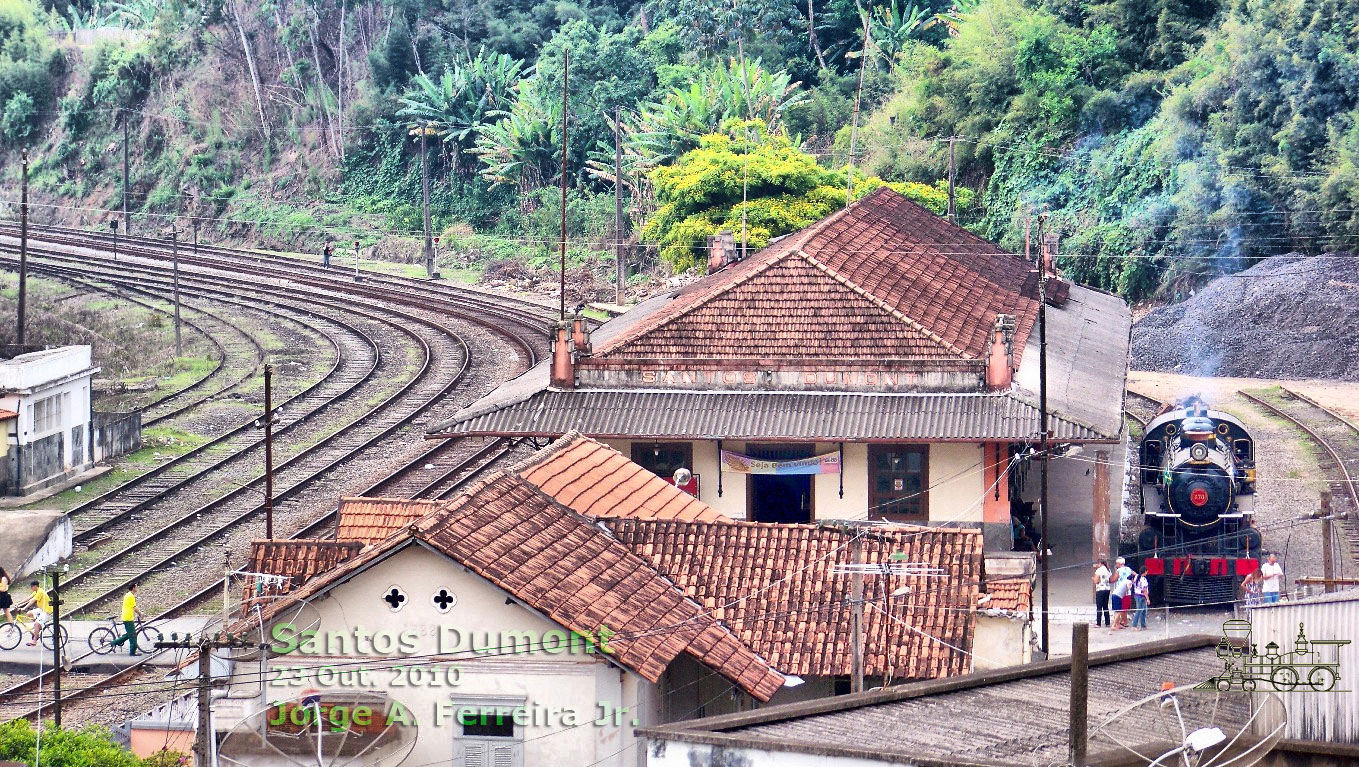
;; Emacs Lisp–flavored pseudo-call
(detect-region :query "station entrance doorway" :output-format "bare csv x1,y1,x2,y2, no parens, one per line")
747,443,814,523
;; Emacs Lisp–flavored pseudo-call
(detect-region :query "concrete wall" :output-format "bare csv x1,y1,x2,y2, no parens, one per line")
216,544,653,767
0,346,93,392
972,614,1031,671
643,739,887,767
94,411,142,462
602,439,984,525
0,349,98,494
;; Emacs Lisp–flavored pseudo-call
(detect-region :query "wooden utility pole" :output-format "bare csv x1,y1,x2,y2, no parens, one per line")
558,48,570,320
850,532,865,693
263,363,275,540
1069,622,1089,767
420,122,434,278
17,149,28,346
1321,489,1335,593
1037,213,1051,656
153,632,262,767
946,136,957,222
122,110,130,235
845,11,869,208
50,568,63,727
171,229,181,357
613,106,625,305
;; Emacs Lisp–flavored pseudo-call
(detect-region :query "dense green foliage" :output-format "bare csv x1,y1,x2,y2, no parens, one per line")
3,0,1358,293
0,719,181,767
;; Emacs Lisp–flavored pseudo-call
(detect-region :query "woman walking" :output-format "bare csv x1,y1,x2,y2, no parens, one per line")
1092,560,1111,627
1131,567,1150,630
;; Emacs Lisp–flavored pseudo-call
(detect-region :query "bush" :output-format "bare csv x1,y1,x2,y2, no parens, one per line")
1,90,35,141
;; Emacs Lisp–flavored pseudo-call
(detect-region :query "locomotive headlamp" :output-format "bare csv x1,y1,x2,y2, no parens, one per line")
1190,443,1209,461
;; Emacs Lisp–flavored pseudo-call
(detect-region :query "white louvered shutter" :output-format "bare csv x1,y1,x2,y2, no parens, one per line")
459,741,488,767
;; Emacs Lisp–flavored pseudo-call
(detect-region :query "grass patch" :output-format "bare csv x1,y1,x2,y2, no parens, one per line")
24,427,208,512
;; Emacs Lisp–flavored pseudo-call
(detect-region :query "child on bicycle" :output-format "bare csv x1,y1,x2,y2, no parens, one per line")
23,581,51,646
0,566,13,623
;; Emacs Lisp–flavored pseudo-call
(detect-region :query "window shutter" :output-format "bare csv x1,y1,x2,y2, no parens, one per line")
460,741,488,767
490,742,521,767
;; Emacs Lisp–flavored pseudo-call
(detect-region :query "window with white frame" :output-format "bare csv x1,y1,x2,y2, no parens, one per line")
30,393,65,434
451,696,524,767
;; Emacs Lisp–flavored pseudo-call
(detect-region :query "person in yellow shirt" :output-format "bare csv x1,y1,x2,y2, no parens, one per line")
109,583,145,656
24,581,51,646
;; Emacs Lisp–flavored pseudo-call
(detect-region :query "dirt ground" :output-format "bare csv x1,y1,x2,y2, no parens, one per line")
1127,371,1358,588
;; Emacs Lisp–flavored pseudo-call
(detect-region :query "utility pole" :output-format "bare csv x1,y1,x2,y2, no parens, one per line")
156,632,261,767
122,110,130,236
221,553,232,628
171,229,181,357
50,568,62,727
845,13,869,208
849,532,864,693
420,122,434,278
946,136,957,223
1037,213,1051,657
613,106,625,305
263,363,275,540
17,149,28,346
1321,489,1335,593
558,47,570,320
192,217,200,257
1069,622,1089,767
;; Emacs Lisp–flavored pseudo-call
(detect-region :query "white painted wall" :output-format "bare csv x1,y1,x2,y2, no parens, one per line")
643,739,892,767
971,614,1031,671
217,544,653,767
602,439,984,524
0,346,93,392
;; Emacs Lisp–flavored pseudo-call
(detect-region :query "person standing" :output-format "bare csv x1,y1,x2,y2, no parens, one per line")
322,243,333,268
1093,560,1112,627
1110,571,1132,629
110,583,145,656
1131,568,1150,630
1259,553,1284,604
0,567,13,623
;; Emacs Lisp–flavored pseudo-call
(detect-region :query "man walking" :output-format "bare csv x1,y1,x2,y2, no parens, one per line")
110,583,144,656
1259,553,1284,604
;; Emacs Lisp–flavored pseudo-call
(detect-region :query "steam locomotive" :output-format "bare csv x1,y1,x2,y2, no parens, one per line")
1137,397,1263,605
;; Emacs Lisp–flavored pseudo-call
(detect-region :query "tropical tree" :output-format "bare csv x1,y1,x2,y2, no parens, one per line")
473,82,561,194
399,48,524,175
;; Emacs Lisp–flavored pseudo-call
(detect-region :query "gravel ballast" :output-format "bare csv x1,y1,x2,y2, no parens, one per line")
1132,254,1359,380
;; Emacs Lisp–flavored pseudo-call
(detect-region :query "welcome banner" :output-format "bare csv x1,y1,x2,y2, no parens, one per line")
721,450,841,475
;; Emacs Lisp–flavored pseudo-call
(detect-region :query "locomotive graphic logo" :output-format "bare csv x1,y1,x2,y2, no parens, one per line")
1138,396,1263,605
1196,618,1350,693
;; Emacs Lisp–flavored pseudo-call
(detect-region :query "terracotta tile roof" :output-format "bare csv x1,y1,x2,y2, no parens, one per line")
243,472,786,701
513,432,727,522
979,577,1032,614
242,539,363,609
603,519,984,680
589,187,1040,366
336,497,440,545
0,409,17,420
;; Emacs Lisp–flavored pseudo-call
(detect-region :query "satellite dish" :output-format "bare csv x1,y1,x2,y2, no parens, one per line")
672,467,693,489
1091,682,1286,767
218,689,417,767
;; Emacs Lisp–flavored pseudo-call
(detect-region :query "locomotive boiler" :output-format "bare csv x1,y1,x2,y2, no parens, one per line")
1138,397,1262,605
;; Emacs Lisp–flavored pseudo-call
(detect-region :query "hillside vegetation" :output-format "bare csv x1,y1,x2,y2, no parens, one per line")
1,0,1356,298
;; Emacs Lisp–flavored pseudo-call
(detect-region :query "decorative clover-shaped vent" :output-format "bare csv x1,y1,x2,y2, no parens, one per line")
432,588,457,613
383,586,407,611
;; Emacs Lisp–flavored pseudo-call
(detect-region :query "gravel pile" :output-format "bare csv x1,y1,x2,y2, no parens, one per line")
1132,254,1359,380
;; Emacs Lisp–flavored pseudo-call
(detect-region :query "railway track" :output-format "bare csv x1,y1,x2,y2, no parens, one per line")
1238,388,1359,558
0,224,555,723
1124,389,1164,429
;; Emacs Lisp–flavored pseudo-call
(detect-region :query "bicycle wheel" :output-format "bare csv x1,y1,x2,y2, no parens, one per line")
88,626,118,655
0,622,21,650
138,625,163,651
40,623,69,651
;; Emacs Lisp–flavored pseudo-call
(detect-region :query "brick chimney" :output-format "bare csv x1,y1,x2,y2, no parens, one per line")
707,231,736,273
986,314,1016,390
571,311,591,356
550,321,574,390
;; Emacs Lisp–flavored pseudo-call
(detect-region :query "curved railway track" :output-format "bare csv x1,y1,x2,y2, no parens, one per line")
1238,387,1359,561
1124,389,1164,429
0,224,555,723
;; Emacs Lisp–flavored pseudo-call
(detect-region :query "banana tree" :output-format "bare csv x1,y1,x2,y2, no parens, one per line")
400,48,525,176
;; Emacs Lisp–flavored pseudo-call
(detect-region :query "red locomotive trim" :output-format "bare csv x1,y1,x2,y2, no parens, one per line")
1142,557,1260,578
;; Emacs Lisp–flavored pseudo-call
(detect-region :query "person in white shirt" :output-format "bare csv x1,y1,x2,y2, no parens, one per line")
1259,553,1284,604
1093,561,1112,627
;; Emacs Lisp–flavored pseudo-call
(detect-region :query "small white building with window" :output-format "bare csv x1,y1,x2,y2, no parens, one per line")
0,345,100,495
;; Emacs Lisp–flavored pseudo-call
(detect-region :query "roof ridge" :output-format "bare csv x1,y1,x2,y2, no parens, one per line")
797,250,972,358
508,431,586,475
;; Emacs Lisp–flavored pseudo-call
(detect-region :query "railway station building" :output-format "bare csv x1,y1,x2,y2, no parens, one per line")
0,344,100,494
431,188,1132,564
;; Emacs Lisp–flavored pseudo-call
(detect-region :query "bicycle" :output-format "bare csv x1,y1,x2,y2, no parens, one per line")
88,617,162,655
0,612,69,651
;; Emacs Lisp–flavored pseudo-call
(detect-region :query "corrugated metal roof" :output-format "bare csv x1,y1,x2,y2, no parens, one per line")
431,389,1116,442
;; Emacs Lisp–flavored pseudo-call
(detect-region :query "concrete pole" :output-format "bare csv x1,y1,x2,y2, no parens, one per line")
195,642,212,767
947,136,957,222
614,106,624,305
263,363,274,540
850,531,864,693
1038,214,1050,657
1069,622,1089,767
18,149,28,346
1321,489,1334,593
558,48,569,320
171,230,181,357
421,123,433,278
50,568,62,727
122,111,130,235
